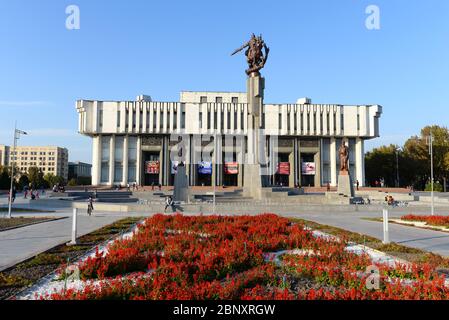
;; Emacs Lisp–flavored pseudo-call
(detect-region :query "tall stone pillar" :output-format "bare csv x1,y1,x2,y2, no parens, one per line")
108,135,115,186
123,135,129,185
330,138,337,187
92,135,101,186
243,74,264,199
136,136,142,186
355,138,365,187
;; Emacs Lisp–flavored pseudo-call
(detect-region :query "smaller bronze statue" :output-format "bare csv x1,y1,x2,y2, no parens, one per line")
339,141,349,172
231,33,270,76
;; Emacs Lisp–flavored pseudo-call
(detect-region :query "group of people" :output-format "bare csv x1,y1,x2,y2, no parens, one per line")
150,182,162,191
52,184,65,193
385,195,396,206
7,187,44,203
24,188,41,200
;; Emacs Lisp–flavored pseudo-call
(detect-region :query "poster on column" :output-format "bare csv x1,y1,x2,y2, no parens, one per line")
301,162,316,175
171,161,179,174
224,162,239,175
277,162,290,175
145,161,160,174
198,161,212,175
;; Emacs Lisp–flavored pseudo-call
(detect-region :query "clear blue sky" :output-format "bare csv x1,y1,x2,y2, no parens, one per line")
1,0,448,163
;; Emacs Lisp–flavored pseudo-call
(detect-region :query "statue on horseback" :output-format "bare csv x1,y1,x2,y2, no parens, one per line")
231,33,270,76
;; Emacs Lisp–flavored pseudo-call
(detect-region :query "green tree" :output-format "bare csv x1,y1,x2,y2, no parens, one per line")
28,167,45,189
365,144,400,187
0,165,10,190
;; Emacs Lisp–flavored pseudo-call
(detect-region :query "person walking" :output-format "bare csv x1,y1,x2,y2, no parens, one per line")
356,180,359,191
151,181,155,191
87,196,94,216
164,196,173,213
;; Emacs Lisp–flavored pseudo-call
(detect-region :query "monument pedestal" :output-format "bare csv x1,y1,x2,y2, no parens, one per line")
173,165,190,203
242,74,265,200
337,171,355,197
243,164,263,199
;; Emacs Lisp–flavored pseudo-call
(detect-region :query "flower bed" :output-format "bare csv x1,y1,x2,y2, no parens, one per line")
41,214,449,300
401,215,449,228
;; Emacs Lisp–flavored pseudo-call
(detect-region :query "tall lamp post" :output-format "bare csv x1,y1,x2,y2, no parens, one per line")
7,124,28,219
426,133,434,216
395,146,400,188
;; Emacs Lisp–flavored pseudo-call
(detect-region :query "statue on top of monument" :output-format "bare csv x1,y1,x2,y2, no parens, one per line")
339,140,350,172
231,33,270,76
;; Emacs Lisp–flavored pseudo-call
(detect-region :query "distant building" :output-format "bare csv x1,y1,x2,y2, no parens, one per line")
68,161,92,180
0,145,69,180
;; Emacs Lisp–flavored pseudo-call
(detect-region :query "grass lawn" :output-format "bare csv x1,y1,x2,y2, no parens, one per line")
0,217,60,232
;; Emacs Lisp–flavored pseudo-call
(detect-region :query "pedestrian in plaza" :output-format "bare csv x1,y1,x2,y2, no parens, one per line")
87,196,94,216
127,183,130,191
24,189,28,199
164,196,173,213
356,180,359,191
158,183,162,191
151,181,155,191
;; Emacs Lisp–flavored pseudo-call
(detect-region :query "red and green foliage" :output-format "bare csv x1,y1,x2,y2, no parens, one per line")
43,214,449,300
401,214,449,227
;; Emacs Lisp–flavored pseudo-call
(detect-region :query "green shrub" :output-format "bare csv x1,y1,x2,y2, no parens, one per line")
424,181,443,192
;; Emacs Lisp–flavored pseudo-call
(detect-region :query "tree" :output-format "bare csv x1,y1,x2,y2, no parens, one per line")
18,174,30,190
28,167,45,189
365,144,400,187
0,165,10,190
366,125,449,190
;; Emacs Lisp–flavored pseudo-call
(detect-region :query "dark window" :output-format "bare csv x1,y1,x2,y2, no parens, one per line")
216,97,223,103
200,96,207,103
99,109,103,128
199,111,203,129
153,111,157,129
117,110,121,128
181,111,186,129
231,97,238,104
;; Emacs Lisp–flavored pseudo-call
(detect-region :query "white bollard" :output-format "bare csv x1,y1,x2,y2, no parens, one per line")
68,208,78,246
382,208,389,244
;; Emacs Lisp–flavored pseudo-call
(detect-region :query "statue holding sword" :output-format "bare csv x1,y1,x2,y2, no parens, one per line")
231,33,270,75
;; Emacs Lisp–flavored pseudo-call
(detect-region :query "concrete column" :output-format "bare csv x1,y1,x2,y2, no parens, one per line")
136,136,142,185
288,151,294,187
92,136,101,186
330,137,337,187
123,135,129,185
355,138,365,187
108,135,115,186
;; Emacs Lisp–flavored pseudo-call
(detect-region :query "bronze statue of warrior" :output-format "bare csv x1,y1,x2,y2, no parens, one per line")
232,33,270,75
339,141,349,172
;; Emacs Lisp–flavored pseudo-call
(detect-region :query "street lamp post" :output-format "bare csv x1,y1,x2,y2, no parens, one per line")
7,123,28,219
395,147,400,188
427,133,434,216
213,132,217,214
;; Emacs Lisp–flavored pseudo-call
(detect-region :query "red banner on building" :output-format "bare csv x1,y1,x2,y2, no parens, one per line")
277,162,290,175
145,161,160,174
224,162,239,175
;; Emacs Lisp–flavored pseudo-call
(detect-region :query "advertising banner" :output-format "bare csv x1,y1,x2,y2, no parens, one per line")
301,162,316,175
145,160,160,174
198,161,212,175
277,162,290,175
224,162,239,175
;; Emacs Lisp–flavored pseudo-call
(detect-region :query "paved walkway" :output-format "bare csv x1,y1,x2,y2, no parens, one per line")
0,212,127,271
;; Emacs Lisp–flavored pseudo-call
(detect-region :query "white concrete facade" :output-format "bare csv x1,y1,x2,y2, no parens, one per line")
77,91,382,187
